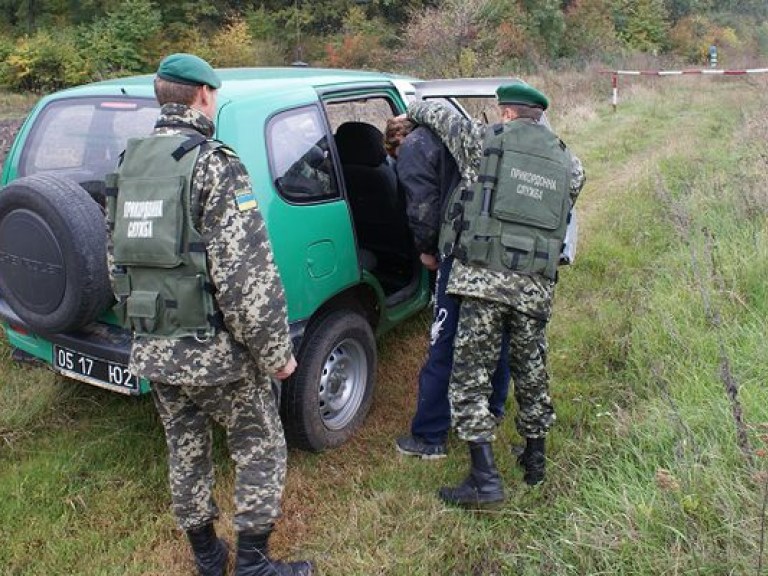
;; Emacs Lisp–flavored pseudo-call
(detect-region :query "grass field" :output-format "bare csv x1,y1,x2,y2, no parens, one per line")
2,72,768,575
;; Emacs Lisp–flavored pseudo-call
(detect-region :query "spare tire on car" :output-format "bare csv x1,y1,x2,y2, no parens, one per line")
0,173,113,334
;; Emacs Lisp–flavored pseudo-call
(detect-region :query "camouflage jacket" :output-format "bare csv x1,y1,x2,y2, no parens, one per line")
407,101,586,319
111,104,293,385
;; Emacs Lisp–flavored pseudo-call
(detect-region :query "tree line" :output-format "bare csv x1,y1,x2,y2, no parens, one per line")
1,0,766,92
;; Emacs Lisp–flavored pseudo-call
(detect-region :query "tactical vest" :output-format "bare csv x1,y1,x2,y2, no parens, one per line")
440,120,571,281
106,133,222,339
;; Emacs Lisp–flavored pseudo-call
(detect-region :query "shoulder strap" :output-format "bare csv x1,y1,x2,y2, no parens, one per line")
171,133,208,161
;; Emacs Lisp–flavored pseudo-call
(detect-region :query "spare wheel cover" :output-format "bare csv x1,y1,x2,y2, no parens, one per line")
0,173,112,333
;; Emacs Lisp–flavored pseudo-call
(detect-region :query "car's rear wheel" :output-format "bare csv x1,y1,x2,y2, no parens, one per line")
0,174,112,333
282,310,376,452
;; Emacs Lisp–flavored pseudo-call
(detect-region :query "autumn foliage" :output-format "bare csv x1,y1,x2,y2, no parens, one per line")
0,0,767,92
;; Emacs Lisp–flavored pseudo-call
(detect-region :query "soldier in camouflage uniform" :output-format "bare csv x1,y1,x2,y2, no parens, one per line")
107,54,313,576
384,116,512,461
406,83,585,506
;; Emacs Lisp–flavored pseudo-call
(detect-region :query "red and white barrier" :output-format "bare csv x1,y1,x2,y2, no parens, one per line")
612,68,768,75
601,67,768,110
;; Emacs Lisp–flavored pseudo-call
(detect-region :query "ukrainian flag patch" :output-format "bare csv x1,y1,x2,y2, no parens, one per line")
235,189,258,212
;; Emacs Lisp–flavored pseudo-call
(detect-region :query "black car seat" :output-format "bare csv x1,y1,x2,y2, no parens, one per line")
334,121,414,260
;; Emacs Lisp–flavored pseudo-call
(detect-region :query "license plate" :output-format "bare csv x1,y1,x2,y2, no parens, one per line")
53,345,139,394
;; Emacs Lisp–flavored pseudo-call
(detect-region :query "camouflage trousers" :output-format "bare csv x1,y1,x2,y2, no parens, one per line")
151,367,287,533
450,296,555,442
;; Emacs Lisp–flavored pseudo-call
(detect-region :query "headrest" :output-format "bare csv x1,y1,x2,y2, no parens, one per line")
304,144,326,169
335,122,387,167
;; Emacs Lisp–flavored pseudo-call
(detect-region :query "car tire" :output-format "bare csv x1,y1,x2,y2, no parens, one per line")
0,174,112,333
282,310,377,452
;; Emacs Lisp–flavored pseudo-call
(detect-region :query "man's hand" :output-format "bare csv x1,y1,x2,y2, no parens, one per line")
420,252,438,271
275,354,297,380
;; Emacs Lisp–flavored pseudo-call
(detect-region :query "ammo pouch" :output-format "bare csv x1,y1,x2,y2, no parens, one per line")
106,134,221,339
442,120,571,281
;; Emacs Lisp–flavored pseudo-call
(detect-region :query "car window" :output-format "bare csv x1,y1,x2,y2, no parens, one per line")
447,97,500,124
19,97,159,180
429,96,551,129
267,106,339,203
324,96,396,135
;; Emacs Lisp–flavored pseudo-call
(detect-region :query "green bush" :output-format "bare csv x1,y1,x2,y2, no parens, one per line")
0,0,162,91
561,0,621,60
77,0,161,79
200,19,282,67
1,30,88,92
0,34,14,64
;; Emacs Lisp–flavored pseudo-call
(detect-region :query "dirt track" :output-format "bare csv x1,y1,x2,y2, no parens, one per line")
0,119,22,166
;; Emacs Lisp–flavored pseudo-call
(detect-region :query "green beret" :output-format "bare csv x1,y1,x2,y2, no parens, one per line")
496,82,548,110
156,53,221,89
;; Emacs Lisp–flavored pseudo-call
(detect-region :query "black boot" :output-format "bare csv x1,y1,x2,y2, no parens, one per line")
517,437,546,486
235,530,314,576
186,524,228,576
438,441,505,508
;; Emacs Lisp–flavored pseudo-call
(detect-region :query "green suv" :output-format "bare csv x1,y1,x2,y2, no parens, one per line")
0,67,520,451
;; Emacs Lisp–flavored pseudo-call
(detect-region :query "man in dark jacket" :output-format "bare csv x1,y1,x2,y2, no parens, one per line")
385,117,511,459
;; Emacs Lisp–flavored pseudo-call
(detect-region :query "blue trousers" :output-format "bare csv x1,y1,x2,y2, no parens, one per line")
410,256,511,445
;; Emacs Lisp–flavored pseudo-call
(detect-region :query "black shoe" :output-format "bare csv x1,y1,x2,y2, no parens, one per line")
396,435,447,460
240,558,313,576
186,524,228,576
235,531,313,576
517,437,546,486
439,441,505,508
